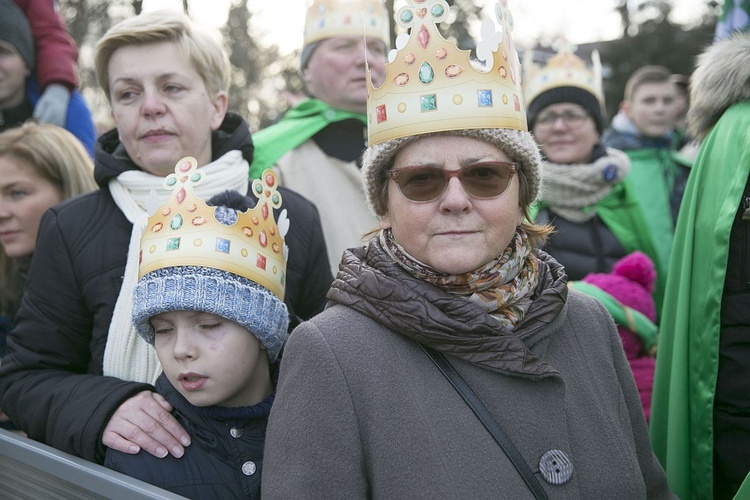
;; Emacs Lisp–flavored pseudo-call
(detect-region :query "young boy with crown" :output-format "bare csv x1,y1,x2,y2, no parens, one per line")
104,158,290,499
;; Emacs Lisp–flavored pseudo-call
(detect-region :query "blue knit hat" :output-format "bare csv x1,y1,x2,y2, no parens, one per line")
132,266,288,361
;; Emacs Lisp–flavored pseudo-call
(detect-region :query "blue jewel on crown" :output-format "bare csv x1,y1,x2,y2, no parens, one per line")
478,89,494,107
215,238,231,254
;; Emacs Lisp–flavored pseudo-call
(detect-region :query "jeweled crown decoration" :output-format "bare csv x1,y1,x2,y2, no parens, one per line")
366,0,527,146
138,157,290,300
523,43,604,106
304,0,390,46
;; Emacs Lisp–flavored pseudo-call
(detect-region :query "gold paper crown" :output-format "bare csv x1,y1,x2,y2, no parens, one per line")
366,0,527,146
138,157,289,300
304,0,390,46
523,43,604,106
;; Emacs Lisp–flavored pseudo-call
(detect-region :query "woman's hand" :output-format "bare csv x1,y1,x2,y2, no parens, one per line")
102,390,191,458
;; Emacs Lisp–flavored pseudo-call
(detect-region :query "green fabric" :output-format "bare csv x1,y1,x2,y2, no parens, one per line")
568,281,658,351
624,147,690,273
248,99,367,178
735,472,750,500
596,178,667,315
531,179,666,313
650,101,750,500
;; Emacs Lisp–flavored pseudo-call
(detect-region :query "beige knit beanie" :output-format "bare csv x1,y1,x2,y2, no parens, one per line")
361,128,542,217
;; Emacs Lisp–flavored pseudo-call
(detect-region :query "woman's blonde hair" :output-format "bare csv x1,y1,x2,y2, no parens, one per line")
94,10,231,101
0,123,97,316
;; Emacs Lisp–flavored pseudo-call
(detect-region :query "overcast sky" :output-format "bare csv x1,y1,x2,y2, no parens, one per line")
145,0,709,54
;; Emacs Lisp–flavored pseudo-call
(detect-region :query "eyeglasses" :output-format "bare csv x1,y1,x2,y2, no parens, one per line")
535,110,590,129
387,161,517,202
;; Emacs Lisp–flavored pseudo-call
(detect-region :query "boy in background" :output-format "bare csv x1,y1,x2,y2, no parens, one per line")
602,65,691,278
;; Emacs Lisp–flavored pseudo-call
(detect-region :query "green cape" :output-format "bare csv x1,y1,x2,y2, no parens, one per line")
597,178,667,313
650,101,750,500
624,147,692,274
248,98,367,179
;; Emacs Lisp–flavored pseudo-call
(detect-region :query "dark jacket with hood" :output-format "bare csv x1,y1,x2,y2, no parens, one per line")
0,113,332,463
105,373,272,499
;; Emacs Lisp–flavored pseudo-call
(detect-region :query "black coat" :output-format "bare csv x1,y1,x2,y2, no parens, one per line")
535,207,627,281
714,175,750,497
0,114,332,463
105,373,270,499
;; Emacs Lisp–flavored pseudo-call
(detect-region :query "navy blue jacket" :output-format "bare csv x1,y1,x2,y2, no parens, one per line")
105,373,271,499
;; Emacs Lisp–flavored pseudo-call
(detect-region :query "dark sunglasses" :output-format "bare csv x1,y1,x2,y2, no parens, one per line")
387,161,517,202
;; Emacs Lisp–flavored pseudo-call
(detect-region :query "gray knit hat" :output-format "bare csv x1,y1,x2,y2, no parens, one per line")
0,0,35,71
361,128,543,217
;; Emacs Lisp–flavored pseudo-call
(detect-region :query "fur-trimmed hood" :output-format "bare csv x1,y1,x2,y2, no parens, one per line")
688,32,750,140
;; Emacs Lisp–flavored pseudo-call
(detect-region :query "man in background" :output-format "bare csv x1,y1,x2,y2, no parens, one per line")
249,0,389,274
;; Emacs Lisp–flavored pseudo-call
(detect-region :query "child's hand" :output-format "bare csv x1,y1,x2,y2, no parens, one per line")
33,84,71,127
102,390,191,459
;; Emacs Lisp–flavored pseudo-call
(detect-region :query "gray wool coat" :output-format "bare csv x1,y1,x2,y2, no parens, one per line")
262,244,673,499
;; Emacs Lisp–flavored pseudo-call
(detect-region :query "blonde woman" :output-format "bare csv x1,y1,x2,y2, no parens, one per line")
0,122,96,428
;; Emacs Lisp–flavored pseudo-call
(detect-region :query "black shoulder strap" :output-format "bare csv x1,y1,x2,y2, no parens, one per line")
419,343,549,500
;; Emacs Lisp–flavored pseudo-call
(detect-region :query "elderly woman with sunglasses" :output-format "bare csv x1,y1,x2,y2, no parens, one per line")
261,4,673,497
526,49,665,308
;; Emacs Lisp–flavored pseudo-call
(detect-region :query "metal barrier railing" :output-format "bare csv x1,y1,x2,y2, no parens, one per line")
0,428,187,499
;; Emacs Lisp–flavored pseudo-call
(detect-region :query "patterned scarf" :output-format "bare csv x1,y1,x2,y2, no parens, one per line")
380,228,539,331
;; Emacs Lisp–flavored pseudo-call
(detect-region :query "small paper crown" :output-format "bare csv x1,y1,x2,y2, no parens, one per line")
523,43,604,107
304,0,390,46
366,0,527,146
138,157,290,300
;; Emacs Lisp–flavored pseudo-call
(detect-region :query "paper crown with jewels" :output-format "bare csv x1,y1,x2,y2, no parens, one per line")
138,157,289,300
523,43,604,107
304,0,390,46
366,0,527,146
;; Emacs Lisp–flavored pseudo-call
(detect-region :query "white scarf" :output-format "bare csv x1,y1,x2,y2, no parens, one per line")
103,150,249,384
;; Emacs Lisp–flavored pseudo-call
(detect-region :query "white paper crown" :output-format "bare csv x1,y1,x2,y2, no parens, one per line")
138,157,290,300
304,0,390,46
523,43,604,106
366,0,527,146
